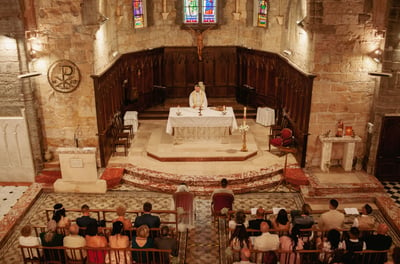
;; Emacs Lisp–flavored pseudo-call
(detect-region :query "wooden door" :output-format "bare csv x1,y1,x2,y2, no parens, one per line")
376,116,400,180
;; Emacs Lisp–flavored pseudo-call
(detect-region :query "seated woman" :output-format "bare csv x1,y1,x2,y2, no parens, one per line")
229,213,252,262
39,220,65,262
279,226,304,264
112,205,132,237
132,224,155,263
107,221,131,264
85,221,108,264
271,209,290,232
19,225,41,259
52,203,71,233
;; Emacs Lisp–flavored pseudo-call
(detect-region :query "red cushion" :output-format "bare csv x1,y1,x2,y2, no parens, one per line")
270,137,283,147
281,128,292,139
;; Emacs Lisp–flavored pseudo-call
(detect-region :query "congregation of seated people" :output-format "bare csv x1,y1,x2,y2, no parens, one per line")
19,202,178,264
227,199,395,264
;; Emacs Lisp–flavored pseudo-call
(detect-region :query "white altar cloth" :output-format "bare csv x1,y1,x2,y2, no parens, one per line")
256,107,275,127
124,111,138,133
166,107,238,135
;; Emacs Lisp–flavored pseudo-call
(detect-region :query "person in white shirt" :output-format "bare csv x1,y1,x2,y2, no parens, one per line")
253,221,280,263
19,225,41,259
63,224,86,260
189,84,208,109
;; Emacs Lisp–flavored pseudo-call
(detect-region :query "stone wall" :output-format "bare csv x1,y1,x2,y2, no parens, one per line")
0,0,43,174
305,0,382,169
30,0,99,160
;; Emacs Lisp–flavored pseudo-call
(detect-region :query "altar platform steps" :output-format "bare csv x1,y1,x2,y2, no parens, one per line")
113,161,303,195
121,168,284,196
300,167,385,204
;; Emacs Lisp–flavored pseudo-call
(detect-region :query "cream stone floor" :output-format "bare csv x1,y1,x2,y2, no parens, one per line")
109,119,298,177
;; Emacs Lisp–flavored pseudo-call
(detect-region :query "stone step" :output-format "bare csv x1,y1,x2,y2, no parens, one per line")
122,173,283,195
122,165,283,187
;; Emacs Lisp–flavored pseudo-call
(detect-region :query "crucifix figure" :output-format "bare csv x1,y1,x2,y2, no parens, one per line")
188,26,214,61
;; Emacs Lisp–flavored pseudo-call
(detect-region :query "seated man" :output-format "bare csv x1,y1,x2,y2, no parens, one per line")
63,224,86,260
247,208,269,236
75,204,97,236
134,202,161,236
365,223,392,264
189,83,208,108
318,199,344,231
253,222,279,264
154,225,178,263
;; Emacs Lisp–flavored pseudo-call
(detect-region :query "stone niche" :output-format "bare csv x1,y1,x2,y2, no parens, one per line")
54,147,106,193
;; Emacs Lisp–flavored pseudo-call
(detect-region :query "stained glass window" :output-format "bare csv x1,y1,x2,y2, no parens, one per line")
257,0,268,27
184,0,217,25
132,0,145,28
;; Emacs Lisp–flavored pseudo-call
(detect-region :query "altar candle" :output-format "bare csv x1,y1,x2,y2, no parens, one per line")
223,105,226,111
243,107,247,125
163,0,166,12
235,0,239,13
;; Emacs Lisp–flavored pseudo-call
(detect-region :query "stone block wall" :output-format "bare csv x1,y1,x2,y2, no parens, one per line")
305,0,382,168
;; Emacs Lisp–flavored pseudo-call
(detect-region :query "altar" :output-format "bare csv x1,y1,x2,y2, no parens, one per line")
166,107,238,142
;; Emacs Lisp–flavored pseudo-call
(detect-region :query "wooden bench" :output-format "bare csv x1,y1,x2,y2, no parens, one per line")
19,245,172,264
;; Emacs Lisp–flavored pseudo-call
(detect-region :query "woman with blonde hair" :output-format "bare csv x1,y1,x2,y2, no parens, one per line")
112,205,132,236
131,224,154,262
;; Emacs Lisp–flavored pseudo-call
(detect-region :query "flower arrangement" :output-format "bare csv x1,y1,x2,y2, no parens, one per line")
239,124,249,133
220,207,229,215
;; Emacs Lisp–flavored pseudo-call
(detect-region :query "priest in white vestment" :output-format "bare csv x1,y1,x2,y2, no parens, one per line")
189,84,208,108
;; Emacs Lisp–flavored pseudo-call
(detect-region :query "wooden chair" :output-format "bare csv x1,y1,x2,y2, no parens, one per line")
173,191,195,227
111,125,129,156
64,247,86,264
269,128,294,152
211,192,234,222
19,245,42,264
113,113,131,145
117,111,134,139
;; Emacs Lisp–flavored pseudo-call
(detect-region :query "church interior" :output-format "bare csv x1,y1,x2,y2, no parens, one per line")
1,0,400,263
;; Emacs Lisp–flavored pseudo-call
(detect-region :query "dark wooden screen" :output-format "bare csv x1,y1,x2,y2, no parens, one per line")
376,116,400,180
163,47,237,98
237,48,315,167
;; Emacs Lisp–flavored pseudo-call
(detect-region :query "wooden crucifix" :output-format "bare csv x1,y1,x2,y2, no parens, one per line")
187,26,214,61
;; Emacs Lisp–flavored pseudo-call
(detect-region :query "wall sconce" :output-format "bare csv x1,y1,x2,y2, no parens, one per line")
17,72,42,79
98,14,109,25
369,48,383,63
282,49,293,56
296,19,305,28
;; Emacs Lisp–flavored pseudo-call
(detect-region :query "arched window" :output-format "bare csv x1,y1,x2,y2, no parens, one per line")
132,0,147,28
183,0,218,25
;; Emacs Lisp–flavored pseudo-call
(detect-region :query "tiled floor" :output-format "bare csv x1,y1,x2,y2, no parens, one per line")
0,186,28,219
382,181,400,205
